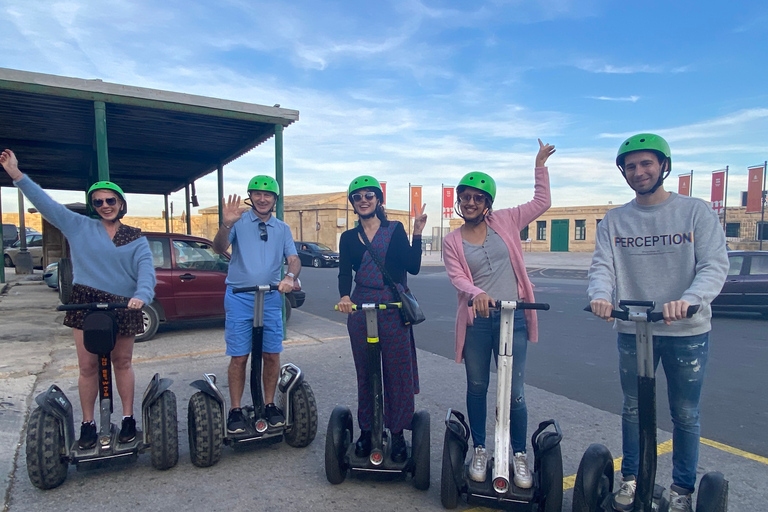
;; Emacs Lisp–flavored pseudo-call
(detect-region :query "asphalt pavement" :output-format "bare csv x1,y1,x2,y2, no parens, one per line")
1,256,765,512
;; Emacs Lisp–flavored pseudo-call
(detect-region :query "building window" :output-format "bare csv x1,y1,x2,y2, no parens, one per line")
520,226,529,240
725,222,740,238
758,222,768,241
575,220,586,240
536,221,546,241
596,218,602,227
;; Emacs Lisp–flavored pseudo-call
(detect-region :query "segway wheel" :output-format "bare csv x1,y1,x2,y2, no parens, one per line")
148,389,179,470
283,380,318,448
26,407,68,490
440,428,463,508
695,471,728,512
187,392,223,468
536,432,564,512
324,406,353,485
572,443,614,512
411,410,430,490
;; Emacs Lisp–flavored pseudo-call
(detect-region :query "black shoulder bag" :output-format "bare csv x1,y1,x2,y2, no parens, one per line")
358,227,426,326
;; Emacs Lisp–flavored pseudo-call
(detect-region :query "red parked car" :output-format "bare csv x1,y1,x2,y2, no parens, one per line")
57,232,304,342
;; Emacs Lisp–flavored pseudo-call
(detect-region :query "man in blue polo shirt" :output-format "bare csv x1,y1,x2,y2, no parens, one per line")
213,175,301,433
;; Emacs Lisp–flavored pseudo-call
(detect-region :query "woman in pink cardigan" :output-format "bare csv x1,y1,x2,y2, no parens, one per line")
443,139,554,488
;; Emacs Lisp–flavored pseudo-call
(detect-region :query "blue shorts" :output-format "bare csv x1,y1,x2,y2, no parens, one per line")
224,286,284,356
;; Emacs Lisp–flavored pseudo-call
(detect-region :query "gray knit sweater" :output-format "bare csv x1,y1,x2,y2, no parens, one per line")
587,192,728,336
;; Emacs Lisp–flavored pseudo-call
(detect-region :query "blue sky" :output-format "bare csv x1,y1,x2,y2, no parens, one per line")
1,0,767,231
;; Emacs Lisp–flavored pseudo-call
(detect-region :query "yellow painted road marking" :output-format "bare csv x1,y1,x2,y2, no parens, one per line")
701,437,768,465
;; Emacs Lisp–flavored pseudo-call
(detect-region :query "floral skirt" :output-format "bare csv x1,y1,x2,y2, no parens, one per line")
63,284,144,337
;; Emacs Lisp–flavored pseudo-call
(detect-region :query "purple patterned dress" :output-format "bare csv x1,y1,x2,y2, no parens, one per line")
347,222,420,433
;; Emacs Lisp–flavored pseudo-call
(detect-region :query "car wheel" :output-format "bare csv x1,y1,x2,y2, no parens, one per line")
57,258,73,304
4,254,13,267
136,304,160,342
312,257,322,268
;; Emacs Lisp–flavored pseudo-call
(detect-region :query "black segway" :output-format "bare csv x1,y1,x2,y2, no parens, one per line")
187,284,317,467
573,301,728,512
26,302,179,490
325,301,430,490
440,299,562,511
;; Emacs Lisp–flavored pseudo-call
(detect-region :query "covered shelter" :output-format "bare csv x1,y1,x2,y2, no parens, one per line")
0,67,298,278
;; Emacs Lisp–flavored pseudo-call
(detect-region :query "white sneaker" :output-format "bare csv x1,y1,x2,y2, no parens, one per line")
668,485,693,512
612,476,636,511
468,446,487,482
513,452,532,488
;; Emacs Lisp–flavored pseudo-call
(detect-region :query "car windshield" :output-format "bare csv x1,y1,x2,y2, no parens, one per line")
312,243,332,251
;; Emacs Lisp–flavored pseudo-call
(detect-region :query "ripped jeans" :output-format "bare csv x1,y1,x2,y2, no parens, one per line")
463,309,528,452
618,332,709,492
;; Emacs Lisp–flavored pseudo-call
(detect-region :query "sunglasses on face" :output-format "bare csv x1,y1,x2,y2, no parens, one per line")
351,191,377,203
258,222,268,241
92,197,118,208
458,194,486,204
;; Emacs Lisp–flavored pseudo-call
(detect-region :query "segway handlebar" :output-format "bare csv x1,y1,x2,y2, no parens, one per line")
57,302,129,311
335,302,402,311
584,302,699,322
232,284,281,294
467,299,550,311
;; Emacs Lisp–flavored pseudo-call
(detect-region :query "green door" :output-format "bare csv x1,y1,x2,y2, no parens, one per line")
550,219,569,252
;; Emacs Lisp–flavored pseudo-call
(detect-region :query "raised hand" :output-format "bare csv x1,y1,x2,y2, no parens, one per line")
412,203,427,236
0,149,22,181
222,194,248,226
535,139,556,167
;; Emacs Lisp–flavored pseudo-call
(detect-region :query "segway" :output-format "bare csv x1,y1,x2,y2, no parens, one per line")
573,301,728,512
325,301,430,490
187,284,317,467
26,302,179,490
440,299,562,511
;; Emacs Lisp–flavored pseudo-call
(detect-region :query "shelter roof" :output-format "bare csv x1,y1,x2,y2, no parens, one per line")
0,68,298,195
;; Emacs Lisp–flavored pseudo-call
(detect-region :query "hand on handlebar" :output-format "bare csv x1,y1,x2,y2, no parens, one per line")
127,298,145,310
472,292,495,319
337,295,355,314
589,299,614,322
662,299,691,325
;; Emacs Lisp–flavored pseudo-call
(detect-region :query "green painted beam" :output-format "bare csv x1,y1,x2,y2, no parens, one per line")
93,101,110,181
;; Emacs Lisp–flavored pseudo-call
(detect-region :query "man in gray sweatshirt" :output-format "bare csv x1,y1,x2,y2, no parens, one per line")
588,133,728,512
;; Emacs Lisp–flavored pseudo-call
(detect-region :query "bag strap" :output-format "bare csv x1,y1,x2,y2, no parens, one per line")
358,226,401,298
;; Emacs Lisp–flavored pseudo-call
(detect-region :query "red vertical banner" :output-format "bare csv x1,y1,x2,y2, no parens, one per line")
710,170,726,214
678,175,691,196
410,186,422,217
442,186,454,218
380,181,387,207
746,166,764,213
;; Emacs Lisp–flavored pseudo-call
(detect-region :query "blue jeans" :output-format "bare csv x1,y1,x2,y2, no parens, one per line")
618,332,709,492
464,309,528,453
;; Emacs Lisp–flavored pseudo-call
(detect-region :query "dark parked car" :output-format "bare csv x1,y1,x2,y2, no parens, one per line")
295,241,339,268
3,223,18,248
712,250,768,317
55,232,305,341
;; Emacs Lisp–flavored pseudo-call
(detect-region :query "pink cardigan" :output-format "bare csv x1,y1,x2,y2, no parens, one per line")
443,167,551,363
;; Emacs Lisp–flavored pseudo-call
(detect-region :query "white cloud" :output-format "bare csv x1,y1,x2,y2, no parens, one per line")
588,95,640,103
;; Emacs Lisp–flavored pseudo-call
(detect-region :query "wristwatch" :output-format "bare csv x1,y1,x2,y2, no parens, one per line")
286,272,295,279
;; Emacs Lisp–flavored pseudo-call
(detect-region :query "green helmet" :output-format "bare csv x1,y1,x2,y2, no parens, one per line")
86,181,127,219
616,133,671,172
348,175,383,199
247,175,280,196
457,172,496,202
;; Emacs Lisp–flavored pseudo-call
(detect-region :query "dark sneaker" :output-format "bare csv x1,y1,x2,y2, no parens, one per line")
78,421,97,450
390,431,407,463
227,408,246,434
265,403,285,428
355,430,372,457
119,416,136,443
